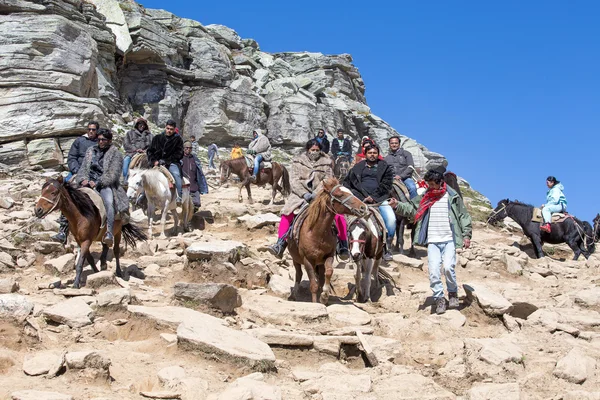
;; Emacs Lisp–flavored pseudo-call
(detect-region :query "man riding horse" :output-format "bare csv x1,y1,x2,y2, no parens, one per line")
247,130,272,182
267,139,350,260
540,176,567,233
123,117,152,183
331,128,352,160
75,129,129,248
344,143,396,261
385,135,417,199
147,120,184,205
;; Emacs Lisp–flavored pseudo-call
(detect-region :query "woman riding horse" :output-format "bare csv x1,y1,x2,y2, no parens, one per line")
267,139,350,260
541,176,567,233
75,129,129,247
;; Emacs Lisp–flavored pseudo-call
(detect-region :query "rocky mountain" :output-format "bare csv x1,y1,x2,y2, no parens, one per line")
0,0,447,172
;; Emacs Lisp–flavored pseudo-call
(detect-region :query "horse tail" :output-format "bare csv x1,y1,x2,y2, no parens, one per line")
121,222,148,248
281,165,291,197
378,265,397,288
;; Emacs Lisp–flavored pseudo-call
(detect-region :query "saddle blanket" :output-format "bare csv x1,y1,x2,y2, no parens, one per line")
154,166,190,187
532,207,568,223
77,188,128,240
392,180,411,202
129,153,147,170
245,155,272,170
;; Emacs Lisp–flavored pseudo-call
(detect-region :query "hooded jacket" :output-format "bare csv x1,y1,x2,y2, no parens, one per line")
331,137,352,157
67,133,97,174
343,159,394,203
75,145,129,214
315,135,330,154
385,148,415,180
546,183,567,207
248,133,272,161
181,154,209,195
147,131,184,167
281,151,334,215
124,118,152,156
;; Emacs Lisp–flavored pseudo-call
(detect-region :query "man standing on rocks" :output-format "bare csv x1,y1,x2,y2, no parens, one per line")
331,128,352,160
51,120,100,244
247,130,272,182
147,120,184,205
190,135,199,156
315,129,330,154
182,141,208,215
385,136,417,199
390,169,472,315
122,117,152,183
207,142,218,170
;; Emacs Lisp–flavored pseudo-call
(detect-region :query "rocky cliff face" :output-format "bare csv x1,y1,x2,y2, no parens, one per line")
0,0,447,172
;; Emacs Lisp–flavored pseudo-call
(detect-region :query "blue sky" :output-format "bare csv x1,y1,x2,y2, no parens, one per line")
140,0,598,222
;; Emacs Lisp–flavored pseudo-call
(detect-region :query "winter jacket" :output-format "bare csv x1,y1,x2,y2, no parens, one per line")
67,134,97,174
281,152,334,215
331,138,352,157
385,148,415,180
147,132,184,167
545,183,567,207
315,135,330,154
75,145,129,214
181,154,208,195
394,187,472,248
124,118,152,156
231,147,243,159
343,159,394,203
248,133,272,161
207,144,218,158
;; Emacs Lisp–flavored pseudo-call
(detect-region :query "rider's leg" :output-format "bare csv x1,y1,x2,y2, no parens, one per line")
379,201,397,261
252,154,263,178
123,155,132,181
168,164,183,204
99,187,115,247
403,178,418,199
334,214,350,261
269,213,294,259
541,203,562,232
51,213,69,244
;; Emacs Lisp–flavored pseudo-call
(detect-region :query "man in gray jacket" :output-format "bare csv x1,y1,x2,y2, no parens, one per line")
247,130,272,182
385,136,417,198
123,117,152,182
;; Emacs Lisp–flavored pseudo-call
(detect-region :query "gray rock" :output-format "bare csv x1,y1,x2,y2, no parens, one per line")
326,304,371,326
157,365,186,388
554,348,596,384
205,24,242,49
467,337,523,366
468,383,520,400
22,350,64,376
464,283,514,316
391,254,424,270
241,293,328,324
267,274,293,298
237,213,280,229
43,297,94,328
245,328,313,347
217,373,281,400
35,241,65,255
373,373,455,399
85,271,116,288
0,196,15,209
0,294,33,321
188,37,234,85
185,240,248,263
10,391,73,400
173,282,242,313
502,254,524,275
96,288,131,307
127,305,227,328
65,350,110,371
86,0,132,54
44,253,75,275
0,277,18,294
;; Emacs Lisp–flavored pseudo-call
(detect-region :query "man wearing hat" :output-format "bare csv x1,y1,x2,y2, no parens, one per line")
331,128,352,159
181,141,208,214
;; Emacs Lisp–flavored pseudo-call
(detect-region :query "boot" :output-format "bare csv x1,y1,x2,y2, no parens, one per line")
50,214,69,245
448,292,459,309
383,237,393,261
540,223,551,233
102,232,114,248
267,237,287,259
436,297,447,315
337,239,350,261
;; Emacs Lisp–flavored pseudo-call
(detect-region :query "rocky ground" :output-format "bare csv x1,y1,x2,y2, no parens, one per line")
1,169,600,400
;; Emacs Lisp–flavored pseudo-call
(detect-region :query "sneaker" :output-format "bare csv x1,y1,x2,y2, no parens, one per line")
383,250,393,262
50,232,67,245
337,240,350,261
540,223,551,233
435,297,447,315
250,175,257,183
102,232,114,248
448,292,459,309
267,243,285,259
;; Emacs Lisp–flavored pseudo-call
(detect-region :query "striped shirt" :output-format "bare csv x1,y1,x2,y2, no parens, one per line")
427,192,453,243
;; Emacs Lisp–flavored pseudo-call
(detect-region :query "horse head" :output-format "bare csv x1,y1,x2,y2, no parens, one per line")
126,169,144,201
348,218,368,262
219,161,230,185
322,177,369,218
487,199,510,225
35,176,64,218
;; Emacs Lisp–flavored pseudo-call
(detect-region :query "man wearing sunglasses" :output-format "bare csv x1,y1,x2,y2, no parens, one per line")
52,121,100,244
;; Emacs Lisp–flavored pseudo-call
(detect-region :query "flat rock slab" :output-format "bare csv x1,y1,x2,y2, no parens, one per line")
11,391,74,400
246,328,314,346
468,383,521,400
464,283,513,316
237,213,280,229
373,373,456,399
217,373,282,400
177,318,276,369
23,350,64,376
35,241,64,254
44,253,75,275
43,297,94,328
326,304,371,326
97,288,131,307
428,309,467,329
186,240,247,263
85,271,116,288
301,373,371,395
0,294,34,321
53,288,94,297
241,294,328,324
467,337,523,366
0,277,19,294
554,348,597,384
173,282,241,313
127,305,226,328
391,254,424,270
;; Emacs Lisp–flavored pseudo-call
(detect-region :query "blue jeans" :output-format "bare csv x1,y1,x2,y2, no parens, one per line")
378,201,397,238
208,153,216,169
99,187,115,234
123,155,132,180
404,178,418,199
65,172,73,182
542,203,565,223
253,154,263,177
428,241,457,299
168,164,183,199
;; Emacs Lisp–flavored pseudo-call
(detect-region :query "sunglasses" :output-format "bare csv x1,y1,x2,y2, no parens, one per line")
88,128,97,131
97,138,109,142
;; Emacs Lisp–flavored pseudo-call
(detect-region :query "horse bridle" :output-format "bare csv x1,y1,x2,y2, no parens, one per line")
486,203,508,225
37,181,62,218
326,184,366,217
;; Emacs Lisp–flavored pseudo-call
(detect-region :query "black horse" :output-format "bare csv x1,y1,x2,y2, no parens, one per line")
333,155,351,181
594,214,600,243
488,199,594,260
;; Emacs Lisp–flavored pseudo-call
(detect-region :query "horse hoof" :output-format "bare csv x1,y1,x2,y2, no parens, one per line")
320,294,329,305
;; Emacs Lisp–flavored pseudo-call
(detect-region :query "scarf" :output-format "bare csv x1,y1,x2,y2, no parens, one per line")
414,182,447,222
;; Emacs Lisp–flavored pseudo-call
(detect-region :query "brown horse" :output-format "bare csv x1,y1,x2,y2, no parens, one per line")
287,177,370,304
220,157,291,204
34,176,147,288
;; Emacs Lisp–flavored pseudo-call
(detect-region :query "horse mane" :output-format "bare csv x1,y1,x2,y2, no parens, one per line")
509,200,535,208
62,182,97,219
306,190,329,230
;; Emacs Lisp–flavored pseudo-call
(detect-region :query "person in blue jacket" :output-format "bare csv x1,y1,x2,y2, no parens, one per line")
181,141,208,213
540,176,567,233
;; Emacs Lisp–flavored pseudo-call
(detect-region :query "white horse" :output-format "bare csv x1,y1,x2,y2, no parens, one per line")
127,168,193,239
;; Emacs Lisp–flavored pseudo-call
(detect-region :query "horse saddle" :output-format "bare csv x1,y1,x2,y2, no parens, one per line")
154,166,190,188
288,203,340,247
392,180,410,202
129,153,147,170
245,155,272,171
367,206,388,244
532,207,569,223
77,188,128,237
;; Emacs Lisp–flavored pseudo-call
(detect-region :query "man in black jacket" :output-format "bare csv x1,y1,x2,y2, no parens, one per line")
147,120,184,205
331,128,352,159
315,129,330,154
51,121,100,244
344,143,396,261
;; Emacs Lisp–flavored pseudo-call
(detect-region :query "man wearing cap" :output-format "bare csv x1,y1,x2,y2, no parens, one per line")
181,141,208,214
385,136,417,199
331,129,352,159
315,129,330,154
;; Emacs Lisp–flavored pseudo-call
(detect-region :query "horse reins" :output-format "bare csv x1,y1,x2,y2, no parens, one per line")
327,184,367,217
486,203,507,225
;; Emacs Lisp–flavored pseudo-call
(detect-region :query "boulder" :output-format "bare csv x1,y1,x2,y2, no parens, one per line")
205,24,243,49
0,277,18,294
43,297,94,328
173,282,242,313
10,391,73,400
301,372,371,396
85,271,116,288
0,294,33,321
502,254,524,275
35,241,65,255
554,348,596,384
241,294,328,324
177,317,276,369
188,37,234,85
86,0,133,54
467,338,523,366
0,196,15,209
96,288,131,307
464,283,513,316
157,365,186,388
574,288,600,308
185,240,248,263
65,350,111,371
267,274,293,298
26,138,63,167
246,328,313,347
44,254,76,275
237,213,280,229
127,305,227,328
22,350,64,376
467,383,520,400
216,373,282,400
326,304,371,326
